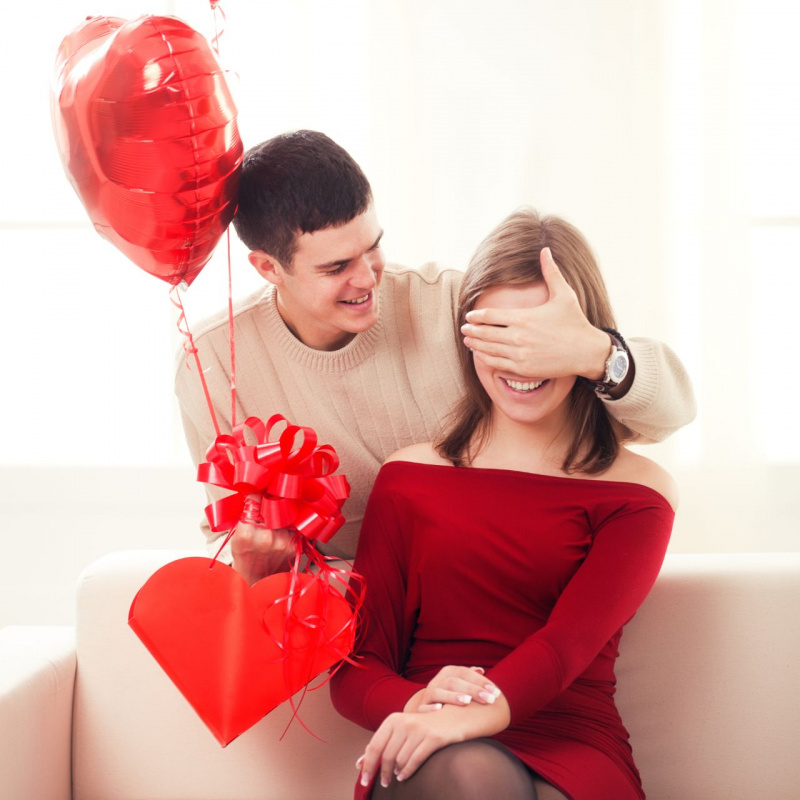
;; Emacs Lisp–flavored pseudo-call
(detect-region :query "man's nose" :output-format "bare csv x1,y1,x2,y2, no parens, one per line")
350,255,378,287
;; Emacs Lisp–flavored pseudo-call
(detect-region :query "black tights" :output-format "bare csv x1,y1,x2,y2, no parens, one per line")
371,739,569,800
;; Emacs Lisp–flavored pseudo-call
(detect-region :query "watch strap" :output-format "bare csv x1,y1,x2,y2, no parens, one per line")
593,327,630,394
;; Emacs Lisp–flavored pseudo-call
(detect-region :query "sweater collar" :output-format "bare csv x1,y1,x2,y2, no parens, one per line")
260,285,382,372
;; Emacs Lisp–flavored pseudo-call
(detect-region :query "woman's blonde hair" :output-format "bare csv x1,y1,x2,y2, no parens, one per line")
436,208,629,473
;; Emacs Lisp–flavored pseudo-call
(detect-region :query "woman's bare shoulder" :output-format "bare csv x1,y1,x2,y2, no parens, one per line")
605,448,679,511
384,442,453,467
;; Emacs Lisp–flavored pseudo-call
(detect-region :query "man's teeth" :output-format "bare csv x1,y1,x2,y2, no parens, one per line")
342,294,369,305
505,379,544,392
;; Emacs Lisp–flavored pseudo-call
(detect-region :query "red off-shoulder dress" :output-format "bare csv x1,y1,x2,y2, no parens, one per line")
330,461,674,800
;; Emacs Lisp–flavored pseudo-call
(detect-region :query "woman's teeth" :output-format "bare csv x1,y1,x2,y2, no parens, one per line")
504,378,545,393
342,294,369,304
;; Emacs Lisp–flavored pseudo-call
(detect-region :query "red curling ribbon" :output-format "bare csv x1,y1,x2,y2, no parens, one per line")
198,415,350,545
258,535,367,742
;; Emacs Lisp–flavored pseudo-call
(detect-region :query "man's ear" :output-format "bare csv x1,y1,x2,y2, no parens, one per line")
248,250,285,286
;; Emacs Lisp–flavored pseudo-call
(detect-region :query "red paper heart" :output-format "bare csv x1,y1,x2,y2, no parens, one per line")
51,15,242,286
128,558,354,746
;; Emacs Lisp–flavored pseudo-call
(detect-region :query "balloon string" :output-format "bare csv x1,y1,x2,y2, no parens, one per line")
170,284,221,438
209,0,236,434
226,228,236,430
210,1,227,56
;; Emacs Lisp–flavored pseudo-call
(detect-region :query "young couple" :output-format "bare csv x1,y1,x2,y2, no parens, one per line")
176,131,692,799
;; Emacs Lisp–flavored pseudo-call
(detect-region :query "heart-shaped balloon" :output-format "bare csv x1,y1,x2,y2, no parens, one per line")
128,558,355,746
51,15,243,286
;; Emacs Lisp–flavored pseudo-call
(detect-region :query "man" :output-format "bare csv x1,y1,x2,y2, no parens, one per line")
176,130,695,584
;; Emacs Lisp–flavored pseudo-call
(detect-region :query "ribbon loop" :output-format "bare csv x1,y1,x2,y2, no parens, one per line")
198,416,351,543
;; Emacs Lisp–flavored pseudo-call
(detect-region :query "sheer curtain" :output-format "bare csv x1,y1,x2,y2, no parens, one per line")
1,0,797,623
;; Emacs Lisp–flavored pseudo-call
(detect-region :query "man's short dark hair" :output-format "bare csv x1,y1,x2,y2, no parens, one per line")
233,130,373,269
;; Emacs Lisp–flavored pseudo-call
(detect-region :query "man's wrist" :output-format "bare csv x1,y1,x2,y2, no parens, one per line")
594,328,635,399
582,327,614,382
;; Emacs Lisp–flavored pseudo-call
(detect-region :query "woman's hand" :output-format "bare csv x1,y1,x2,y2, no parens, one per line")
403,666,502,713
358,696,511,789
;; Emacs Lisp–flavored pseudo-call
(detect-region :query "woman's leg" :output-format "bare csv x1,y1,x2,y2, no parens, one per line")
531,776,570,800
371,738,567,800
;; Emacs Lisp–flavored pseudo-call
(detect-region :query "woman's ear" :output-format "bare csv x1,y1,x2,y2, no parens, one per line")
248,250,284,286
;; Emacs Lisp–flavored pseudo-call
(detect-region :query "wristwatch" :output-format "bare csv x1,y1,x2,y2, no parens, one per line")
594,328,630,395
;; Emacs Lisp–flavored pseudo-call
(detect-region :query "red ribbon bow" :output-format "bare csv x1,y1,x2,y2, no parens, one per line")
197,415,350,544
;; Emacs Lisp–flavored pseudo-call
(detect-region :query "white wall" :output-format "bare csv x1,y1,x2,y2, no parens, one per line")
1,0,798,626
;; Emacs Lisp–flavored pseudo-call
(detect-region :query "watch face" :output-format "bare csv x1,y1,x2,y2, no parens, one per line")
611,353,628,382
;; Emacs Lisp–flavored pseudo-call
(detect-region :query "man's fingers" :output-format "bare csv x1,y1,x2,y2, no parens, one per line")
463,336,516,359
461,320,520,348
464,306,523,327
540,246,569,296
472,351,524,373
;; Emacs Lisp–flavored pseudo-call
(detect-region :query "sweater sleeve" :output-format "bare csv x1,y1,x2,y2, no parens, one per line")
486,498,674,725
601,337,696,444
329,471,425,730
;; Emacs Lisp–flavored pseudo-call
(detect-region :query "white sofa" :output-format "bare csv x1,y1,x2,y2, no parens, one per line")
2,550,799,800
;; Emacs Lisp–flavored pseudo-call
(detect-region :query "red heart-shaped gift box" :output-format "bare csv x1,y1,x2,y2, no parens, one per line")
129,558,354,746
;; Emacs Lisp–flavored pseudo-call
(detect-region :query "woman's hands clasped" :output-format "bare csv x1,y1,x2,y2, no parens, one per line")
356,666,510,789
404,665,502,713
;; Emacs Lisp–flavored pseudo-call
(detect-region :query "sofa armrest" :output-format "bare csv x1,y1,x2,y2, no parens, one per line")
0,625,76,800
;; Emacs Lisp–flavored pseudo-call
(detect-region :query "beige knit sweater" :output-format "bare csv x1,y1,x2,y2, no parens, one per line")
175,263,695,559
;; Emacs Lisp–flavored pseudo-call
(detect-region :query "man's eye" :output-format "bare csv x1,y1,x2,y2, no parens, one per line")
327,264,347,275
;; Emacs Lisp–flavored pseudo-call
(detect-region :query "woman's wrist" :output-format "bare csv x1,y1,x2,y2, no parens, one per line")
435,692,511,738
403,688,426,713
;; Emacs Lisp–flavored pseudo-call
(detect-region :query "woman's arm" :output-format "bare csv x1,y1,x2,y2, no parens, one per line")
330,466,507,730
486,498,674,724
329,471,425,730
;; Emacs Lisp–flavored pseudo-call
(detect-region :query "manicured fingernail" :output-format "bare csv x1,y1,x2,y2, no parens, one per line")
381,776,390,788
355,755,364,769
488,684,501,697
471,666,485,674
360,772,370,787
457,694,472,704
432,702,443,710
478,691,496,704
396,773,405,782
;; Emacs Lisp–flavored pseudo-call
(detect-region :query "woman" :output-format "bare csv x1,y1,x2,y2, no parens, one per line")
330,209,677,800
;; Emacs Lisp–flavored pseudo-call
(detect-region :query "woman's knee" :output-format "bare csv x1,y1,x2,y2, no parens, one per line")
378,739,537,799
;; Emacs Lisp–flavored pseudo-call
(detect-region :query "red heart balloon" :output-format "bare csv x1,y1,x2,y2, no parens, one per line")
51,15,243,286
128,558,355,746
